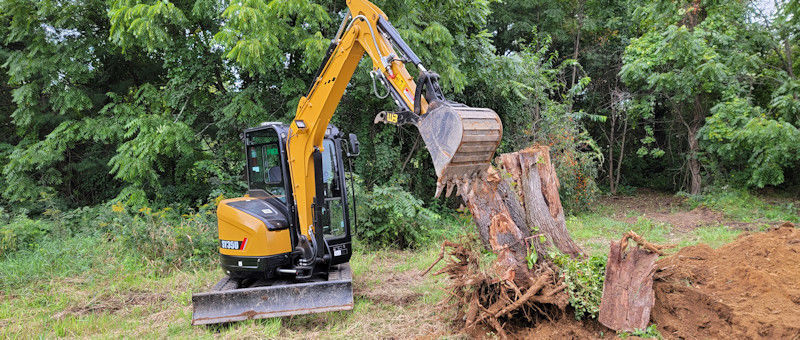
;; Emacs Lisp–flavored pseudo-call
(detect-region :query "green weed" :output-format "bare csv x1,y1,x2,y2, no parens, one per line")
690,226,741,248
618,324,662,339
552,253,607,320
566,213,672,256
0,215,51,255
355,184,443,248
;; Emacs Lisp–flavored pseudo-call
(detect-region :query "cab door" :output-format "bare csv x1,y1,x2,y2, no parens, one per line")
319,138,352,265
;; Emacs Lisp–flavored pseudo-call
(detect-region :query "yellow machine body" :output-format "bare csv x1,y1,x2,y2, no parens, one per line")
217,197,291,257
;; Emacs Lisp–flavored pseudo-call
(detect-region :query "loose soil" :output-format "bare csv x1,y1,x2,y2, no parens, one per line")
515,316,610,339
652,224,800,339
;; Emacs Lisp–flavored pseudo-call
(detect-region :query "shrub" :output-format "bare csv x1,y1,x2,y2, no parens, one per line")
552,252,607,320
103,202,218,268
0,215,51,256
356,184,442,248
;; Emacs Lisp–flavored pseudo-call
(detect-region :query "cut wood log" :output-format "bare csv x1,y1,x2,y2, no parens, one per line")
598,238,659,331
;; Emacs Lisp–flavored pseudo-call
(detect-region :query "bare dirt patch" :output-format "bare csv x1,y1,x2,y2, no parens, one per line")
54,290,168,319
515,316,609,339
652,224,800,339
356,270,423,306
600,189,724,230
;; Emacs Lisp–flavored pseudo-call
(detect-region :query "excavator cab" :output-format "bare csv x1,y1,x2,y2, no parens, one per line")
216,123,353,280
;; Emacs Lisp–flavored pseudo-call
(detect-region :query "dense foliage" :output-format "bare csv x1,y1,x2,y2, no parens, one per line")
552,252,607,320
0,0,798,252
354,184,442,248
0,0,603,214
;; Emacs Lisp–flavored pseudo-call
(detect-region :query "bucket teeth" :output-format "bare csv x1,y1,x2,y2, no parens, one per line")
434,181,445,198
445,180,456,197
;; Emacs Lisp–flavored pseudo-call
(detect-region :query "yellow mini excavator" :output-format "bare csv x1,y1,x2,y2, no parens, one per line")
191,0,502,325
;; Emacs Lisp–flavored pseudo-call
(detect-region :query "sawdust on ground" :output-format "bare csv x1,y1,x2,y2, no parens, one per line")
652,223,800,339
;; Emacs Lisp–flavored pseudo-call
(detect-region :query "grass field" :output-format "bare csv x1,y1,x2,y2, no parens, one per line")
1,189,797,338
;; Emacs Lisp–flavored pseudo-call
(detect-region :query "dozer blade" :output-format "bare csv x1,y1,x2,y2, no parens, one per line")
417,101,502,190
191,264,353,325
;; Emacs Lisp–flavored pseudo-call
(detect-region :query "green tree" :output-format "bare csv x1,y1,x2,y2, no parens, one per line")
699,1,800,188
620,0,757,194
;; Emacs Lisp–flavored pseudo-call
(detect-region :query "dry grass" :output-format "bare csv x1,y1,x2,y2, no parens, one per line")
0,246,454,339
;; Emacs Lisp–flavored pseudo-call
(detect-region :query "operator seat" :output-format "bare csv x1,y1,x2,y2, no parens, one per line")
268,166,282,183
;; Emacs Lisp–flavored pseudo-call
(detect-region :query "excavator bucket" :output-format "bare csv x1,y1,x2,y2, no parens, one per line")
191,264,353,325
416,101,502,195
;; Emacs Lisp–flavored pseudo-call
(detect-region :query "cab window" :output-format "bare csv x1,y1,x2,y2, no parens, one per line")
247,134,286,202
321,139,345,239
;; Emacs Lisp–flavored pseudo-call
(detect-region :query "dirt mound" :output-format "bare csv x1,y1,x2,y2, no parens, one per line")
652,224,800,339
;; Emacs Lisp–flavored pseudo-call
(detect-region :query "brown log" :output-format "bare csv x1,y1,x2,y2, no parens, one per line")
598,240,659,331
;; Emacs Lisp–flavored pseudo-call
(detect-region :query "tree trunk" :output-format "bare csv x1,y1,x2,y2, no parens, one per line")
608,109,617,195
615,116,628,192
687,98,704,195
459,146,583,276
570,0,585,90
687,130,701,195
497,146,583,257
458,169,535,286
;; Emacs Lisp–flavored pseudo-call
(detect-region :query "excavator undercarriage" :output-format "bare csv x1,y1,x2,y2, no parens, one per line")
192,264,352,325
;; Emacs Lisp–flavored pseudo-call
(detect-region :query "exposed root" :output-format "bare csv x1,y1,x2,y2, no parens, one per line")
620,230,675,255
421,241,456,276
428,241,569,338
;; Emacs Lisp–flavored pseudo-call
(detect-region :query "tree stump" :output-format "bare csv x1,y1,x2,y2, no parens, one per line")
598,235,660,331
458,168,533,285
497,146,584,258
457,145,583,286
431,145,582,337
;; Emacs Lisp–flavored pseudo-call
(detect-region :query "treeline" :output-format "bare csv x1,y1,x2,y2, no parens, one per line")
0,0,798,216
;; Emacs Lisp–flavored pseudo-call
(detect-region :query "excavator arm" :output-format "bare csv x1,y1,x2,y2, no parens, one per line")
287,0,502,255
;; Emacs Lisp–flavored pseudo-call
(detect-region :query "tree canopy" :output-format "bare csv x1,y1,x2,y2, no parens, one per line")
0,0,797,214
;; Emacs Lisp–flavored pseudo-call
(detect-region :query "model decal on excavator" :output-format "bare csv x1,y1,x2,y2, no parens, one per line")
191,0,502,325
220,239,247,250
